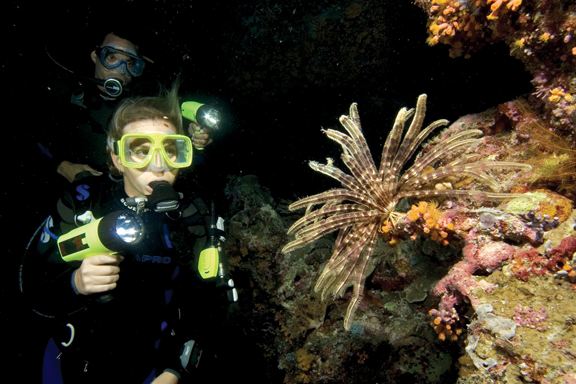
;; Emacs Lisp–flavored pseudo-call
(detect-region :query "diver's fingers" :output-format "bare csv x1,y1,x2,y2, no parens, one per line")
188,122,201,136
89,254,124,266
75,255,123,295
80,164,103,176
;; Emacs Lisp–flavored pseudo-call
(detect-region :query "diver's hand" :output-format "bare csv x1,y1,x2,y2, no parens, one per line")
57,161,103,183
151,371,179,384
74,255,124,295
188,122,213,149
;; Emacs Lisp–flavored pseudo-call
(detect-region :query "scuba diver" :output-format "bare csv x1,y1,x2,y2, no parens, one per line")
38,28,213,184
20,82,234,383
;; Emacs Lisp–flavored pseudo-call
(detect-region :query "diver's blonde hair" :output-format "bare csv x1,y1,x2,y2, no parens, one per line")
106,80,183,175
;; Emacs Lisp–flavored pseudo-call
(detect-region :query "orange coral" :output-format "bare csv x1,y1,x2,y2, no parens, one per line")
381,218,402,245
507,0,522,11
418,0,576,133
423,0,524,58
487,0,522,19
405,200,455,246
429,308,463,341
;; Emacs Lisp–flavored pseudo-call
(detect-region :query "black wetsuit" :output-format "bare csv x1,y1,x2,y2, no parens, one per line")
20,175,210,383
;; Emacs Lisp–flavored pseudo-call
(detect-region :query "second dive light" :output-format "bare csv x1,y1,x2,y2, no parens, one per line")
58,211,144,262
181,101,220,130
181,101,220,151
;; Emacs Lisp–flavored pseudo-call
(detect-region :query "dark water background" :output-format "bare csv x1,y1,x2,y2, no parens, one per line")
4,0,532,381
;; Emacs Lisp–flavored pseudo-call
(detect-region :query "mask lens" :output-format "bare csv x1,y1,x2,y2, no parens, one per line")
125,136,154,167
163,138,179,162
162,137,192,166
98,47,145,77
104,50,120,66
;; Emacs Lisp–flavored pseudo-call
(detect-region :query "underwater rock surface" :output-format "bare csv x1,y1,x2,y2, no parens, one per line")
222,102,576,383
219,2,576,382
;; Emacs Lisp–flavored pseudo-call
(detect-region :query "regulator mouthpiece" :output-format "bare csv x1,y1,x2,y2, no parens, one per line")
103,78,123,97
147,181,181,212
90,77,124,97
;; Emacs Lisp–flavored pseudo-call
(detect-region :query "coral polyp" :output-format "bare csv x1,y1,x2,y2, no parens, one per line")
282,94,531,330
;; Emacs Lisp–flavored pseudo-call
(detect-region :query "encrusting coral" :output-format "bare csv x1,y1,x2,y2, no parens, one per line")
282,94,531,330
417,0,576,134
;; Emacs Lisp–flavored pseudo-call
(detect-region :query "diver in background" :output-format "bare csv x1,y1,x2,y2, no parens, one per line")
37,27,213,184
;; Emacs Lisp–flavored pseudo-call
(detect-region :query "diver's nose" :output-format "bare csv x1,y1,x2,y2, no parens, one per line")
155,152,163,168
114,62,129,76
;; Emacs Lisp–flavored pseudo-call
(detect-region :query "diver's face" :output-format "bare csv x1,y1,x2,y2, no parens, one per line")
91,33,138,86
112,119,179,198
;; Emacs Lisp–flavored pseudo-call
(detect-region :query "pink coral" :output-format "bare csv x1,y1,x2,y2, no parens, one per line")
511,236,576,281
433,240,515,300
548,235,576,259
513,305,548,331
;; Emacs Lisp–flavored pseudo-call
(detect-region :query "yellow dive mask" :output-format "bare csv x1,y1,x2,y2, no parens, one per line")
114,132,193,171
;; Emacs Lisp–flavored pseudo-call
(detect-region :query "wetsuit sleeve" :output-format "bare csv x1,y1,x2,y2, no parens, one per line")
21,188,91,318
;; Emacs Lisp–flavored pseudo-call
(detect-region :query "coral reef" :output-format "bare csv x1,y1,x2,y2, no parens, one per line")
216,3,576,383
224,173,463,383
282,94,530,329
222,101,576,383
457,270,576,384
416,0,576,134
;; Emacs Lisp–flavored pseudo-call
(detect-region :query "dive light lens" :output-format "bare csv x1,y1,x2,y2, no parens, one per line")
202,109,220,128
115,213,144,243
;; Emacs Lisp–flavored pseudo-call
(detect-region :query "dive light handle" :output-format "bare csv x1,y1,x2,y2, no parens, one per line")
181,101,220,151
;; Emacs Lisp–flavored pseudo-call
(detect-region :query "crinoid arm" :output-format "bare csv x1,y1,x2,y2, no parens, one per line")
313,221,379,330
398,129,484,187
394,189,529,203
283,208,382,254
379,94,450,194
400,161,532,192
324,110,388,203
288,188,388,212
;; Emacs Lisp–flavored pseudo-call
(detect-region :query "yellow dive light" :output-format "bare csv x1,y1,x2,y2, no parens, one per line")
181,101,220,130
181,101,220,151
58,211,144,262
